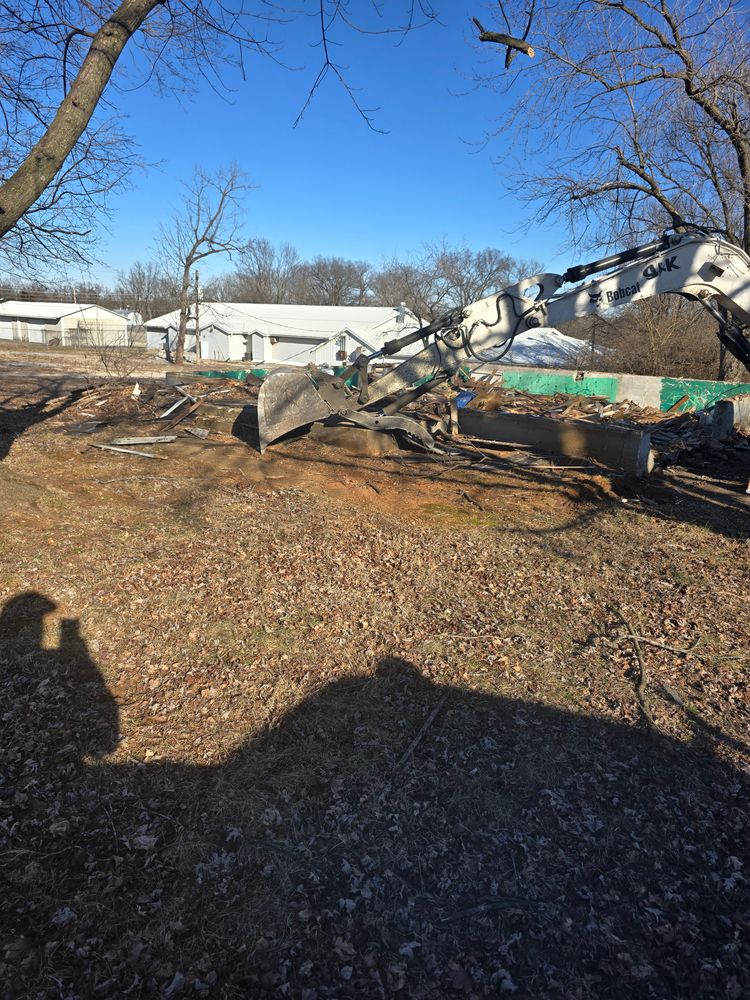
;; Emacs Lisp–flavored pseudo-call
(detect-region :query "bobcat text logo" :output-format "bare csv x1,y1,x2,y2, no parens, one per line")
605,282,640,303
643,255,680,280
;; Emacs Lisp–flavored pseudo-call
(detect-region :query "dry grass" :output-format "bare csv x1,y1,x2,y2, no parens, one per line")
1,371,749,998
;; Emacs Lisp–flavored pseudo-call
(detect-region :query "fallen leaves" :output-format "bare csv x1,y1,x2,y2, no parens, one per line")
1,379,749,997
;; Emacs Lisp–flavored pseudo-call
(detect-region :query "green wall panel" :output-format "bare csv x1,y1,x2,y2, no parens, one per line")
659,378,750,412
500,370,619,401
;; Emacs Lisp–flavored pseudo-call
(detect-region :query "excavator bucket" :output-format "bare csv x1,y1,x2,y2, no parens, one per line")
257,369,333,451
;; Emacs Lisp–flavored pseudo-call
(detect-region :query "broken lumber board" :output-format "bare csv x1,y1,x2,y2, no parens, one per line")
667,393,691,413
158,396,189,419
89,443,165,459
164,398,203,429
109,436,178,446
458,408,654,476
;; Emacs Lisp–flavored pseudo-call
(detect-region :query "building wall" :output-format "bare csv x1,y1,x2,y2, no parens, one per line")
146,327,167,352
147,326,247,362
0,319,58,343
267,336,327,365
311,335,355,368
199,327,246,362
242,332,267,363
0,307,127,347
60,308,128,348
27,321,48,344
61,322,129,347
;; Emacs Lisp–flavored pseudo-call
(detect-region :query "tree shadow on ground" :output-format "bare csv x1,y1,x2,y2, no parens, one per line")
0,375,92,461
1,592,748,998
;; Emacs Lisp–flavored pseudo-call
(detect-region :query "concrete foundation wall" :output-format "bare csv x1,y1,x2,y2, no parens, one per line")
458,408,654,476
616,374,663,408
477,362,750,413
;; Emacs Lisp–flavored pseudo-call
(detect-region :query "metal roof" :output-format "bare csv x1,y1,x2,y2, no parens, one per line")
145,302,420,338
0,300,125,322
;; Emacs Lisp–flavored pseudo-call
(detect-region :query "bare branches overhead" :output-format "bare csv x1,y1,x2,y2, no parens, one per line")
0,1,439,272
472,1,750,252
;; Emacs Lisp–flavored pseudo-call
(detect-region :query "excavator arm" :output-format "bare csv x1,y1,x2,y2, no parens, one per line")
257,230,750,451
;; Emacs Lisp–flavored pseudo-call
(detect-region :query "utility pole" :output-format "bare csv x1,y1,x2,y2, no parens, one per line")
590,317,597,366
194,270,201,361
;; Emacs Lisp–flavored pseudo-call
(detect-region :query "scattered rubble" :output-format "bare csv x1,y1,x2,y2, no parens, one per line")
55,375,261,457
34,366,750,476
407,379,747,470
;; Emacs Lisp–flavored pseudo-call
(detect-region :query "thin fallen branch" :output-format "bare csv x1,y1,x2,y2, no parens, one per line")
617,608,658,733
617,634,703,658
394,693,448,771
604,633,747,662
89,443,165,460
417,462,471,481
433,633,504,640
460,489,485,510
88,476,210,484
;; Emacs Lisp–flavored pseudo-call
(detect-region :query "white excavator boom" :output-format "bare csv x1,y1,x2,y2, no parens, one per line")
257,229,750,451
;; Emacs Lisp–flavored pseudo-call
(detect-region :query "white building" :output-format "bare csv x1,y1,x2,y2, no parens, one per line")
145,302,427,366
0,301,130,347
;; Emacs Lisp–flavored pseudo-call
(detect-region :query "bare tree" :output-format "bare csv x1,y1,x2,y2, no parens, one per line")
571,297,731,380
116,261,179,321
0,2,438,272
473,1,750,251
425,242,542,308
227,239,302,303
158,165,249,364
297,256,372,306
371,244,542,319
370,259,438,320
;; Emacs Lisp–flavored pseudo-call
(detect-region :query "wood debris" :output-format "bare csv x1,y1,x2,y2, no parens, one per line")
158,396,190,419
89,443,165,459
109,436,178,446
405,381,736,467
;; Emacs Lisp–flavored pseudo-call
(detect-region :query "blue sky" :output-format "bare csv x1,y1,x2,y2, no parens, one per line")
92,4,568,285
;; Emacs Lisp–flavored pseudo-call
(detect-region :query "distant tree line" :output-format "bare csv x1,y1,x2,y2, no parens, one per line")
0,239,542,324
1,237,741,381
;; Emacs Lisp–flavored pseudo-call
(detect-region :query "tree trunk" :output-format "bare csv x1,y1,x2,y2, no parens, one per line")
0,0,158,239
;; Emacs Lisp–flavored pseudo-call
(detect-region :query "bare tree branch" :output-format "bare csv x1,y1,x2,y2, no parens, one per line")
0,2,439,271
157,163,249,364
472,16,535,65
472,1,750,252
